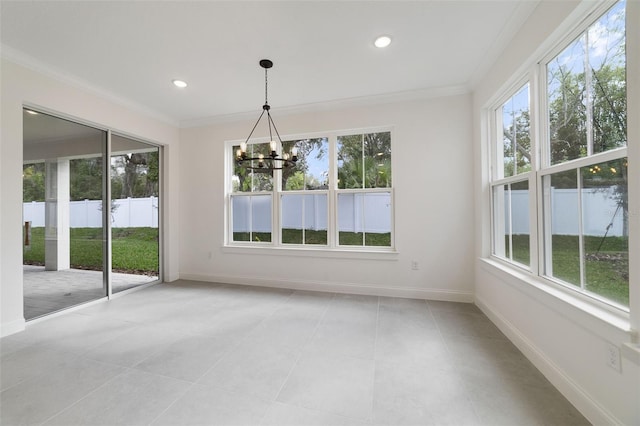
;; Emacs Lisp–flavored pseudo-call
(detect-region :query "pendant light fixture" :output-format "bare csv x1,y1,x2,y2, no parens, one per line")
235,59,298,170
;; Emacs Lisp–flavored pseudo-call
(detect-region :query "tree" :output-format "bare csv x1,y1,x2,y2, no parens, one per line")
542,4,627,236
111,151,159,199
23,163,45,202
337,132,391,189
70,157,103,201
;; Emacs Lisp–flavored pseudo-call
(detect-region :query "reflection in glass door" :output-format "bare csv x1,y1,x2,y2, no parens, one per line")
23,109,108,320
110,135,160,293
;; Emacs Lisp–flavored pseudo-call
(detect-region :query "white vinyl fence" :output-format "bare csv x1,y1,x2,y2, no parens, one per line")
23,197,159,228
509,188,625,236
24,189,624,236
232,192,392,233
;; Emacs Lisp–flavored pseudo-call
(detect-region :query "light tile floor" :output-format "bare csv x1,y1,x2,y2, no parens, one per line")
23,265,157,320
0,280,589,425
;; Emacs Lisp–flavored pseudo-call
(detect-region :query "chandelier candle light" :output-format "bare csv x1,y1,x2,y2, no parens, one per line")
236,59,298,170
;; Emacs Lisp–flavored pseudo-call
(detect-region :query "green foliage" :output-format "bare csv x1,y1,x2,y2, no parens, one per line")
23,163,45,202
70,158,103,200
111,151,160,199
338,132,391,189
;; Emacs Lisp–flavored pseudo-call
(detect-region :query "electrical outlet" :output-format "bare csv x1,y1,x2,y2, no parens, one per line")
606,343,621,372
411,261,419,270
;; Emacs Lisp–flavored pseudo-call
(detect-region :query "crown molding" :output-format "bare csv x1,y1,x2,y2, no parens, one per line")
1,44,179,127
179,84,470,129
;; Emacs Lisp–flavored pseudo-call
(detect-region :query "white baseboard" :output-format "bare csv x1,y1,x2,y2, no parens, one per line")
475,295,621,426
179,272,474,303
1,318,26,337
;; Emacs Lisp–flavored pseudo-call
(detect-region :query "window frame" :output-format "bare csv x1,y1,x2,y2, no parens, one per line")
225,127,396,252
487,0,631,314
490,78,537,272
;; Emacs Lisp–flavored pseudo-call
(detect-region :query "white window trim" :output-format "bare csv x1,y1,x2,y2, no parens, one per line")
224,127,396,254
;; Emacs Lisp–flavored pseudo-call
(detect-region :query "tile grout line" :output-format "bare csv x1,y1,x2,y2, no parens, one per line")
146,287,292,425
427,300,484,424
35,364,139,426
188,288,297,386
258,292,337,425
370,295,381,424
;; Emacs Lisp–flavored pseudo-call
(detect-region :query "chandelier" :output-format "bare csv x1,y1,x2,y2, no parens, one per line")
235,59,298,171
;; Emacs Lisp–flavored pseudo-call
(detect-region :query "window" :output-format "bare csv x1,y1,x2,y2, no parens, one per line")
490,0,629,309
227,130,394,250
281,138,329,245
491,83,532,267
337,132,392,247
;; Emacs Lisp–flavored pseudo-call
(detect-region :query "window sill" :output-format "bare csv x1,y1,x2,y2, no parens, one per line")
222,244,399,260
479,257,634,338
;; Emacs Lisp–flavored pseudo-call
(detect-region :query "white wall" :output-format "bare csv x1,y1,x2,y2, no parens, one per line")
179,94,475,300
472,1,639,424
0,58,181,336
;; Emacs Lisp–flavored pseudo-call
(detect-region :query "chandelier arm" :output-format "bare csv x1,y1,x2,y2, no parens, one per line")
243,109,267,145
267,109,274,143
267,111,284,144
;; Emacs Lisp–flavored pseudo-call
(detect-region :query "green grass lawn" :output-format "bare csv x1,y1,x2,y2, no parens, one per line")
24,227,159,275
232,229,391,246
512,234,628,306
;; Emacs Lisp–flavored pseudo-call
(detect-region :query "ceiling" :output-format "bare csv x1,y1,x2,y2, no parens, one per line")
1,1,539,127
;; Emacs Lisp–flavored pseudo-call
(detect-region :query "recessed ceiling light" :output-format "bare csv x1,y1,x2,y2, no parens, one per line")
172,79,188,88
374,35,392,48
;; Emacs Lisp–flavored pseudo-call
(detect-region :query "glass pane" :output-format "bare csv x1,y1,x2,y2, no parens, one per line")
548,35,587,165
232,142,273,192
547,0,626,165
544,170,581,287
22,109,107,320
110,135,160,293
338,193,363,245
589,1,626,154
282,194,303,244
492,185,511,259
363,192,391,246
492,184,508,258
338,192,391,246
232,196,251,241
282,194,328,245
500,84,531,177
282,138,329,190
232,195,271,242
337,135,363,189
581,158,628,306
511,180,530,266
364,132,392,188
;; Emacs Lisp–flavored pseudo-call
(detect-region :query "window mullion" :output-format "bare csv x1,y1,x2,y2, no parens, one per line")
329,134,337,248
529,66,541,276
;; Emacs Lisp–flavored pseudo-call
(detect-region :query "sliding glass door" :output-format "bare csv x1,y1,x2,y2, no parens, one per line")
23,109,161,319
23,109,108,319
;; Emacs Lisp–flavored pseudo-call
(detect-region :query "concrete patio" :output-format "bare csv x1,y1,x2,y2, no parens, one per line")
23,265,158,320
